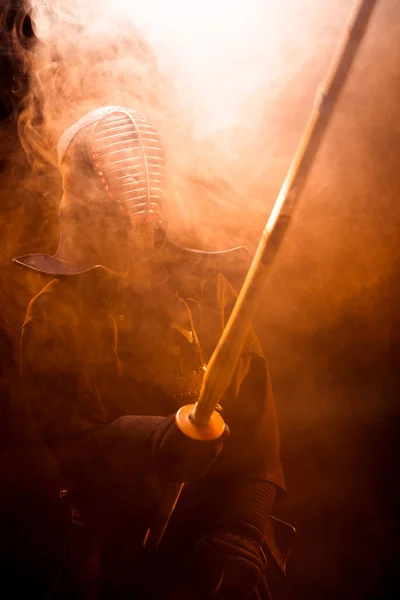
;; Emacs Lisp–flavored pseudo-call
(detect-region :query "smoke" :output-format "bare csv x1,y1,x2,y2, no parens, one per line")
2,1,400,596
14,0,353,248
4,0,394,408
3,0,396,384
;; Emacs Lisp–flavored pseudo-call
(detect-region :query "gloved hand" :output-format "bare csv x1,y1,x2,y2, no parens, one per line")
110,413,229,482
191,524,268,600
152,414,230,481
187,479,276,599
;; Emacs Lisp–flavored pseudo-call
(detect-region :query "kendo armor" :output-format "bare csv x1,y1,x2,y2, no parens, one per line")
14,105,246,276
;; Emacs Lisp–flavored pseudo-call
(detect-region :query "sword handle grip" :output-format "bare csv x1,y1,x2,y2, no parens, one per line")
143,482,185,551
143,404,226,550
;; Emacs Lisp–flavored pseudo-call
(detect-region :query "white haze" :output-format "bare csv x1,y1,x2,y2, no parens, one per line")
24,0,351,245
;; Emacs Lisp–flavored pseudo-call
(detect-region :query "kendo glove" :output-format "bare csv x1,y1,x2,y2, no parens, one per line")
190,480,276,599
192,525,267,599
110,414,229,482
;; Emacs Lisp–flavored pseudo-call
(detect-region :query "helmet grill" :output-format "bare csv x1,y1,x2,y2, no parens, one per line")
91,109,165,222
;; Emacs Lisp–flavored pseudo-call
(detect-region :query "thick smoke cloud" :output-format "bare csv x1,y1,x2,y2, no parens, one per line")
17,0,354,248
1,0,399,597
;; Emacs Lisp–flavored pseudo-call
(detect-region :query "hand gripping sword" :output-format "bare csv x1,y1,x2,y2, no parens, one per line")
144,0,379,550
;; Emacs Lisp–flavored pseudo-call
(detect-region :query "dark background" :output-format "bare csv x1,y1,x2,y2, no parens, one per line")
0,1,399,598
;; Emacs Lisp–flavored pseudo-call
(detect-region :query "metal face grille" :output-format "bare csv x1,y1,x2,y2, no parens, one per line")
91,109,165,222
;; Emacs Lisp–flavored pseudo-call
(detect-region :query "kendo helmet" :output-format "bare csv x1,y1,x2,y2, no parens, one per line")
14,105,247,277
14,106,167,276
58,106,165,224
